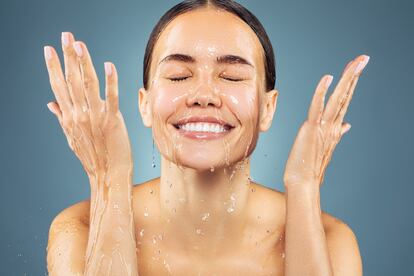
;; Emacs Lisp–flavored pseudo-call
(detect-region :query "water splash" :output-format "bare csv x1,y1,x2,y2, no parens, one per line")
201,213,210,221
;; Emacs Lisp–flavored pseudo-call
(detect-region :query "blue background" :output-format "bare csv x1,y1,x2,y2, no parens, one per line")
1,0,413,275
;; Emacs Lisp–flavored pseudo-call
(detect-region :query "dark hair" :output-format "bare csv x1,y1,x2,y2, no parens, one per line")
143,0,276,92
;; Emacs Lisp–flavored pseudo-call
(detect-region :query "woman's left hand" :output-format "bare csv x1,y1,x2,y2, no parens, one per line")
283,55,370,189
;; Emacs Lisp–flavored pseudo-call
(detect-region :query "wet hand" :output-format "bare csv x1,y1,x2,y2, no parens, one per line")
283,55,370,188
44,32,133,179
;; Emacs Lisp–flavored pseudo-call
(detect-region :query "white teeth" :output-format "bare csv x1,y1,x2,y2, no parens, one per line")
180,122,227,133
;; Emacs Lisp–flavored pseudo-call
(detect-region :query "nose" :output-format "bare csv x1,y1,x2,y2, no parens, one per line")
186,82,222,108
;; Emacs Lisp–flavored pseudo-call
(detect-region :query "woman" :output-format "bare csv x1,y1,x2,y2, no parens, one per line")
44,0,368,275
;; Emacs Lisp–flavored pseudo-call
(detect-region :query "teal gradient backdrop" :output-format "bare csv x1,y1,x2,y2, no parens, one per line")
1,0,412,275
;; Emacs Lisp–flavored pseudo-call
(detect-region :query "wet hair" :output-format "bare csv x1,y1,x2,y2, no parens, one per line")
143,0,276,92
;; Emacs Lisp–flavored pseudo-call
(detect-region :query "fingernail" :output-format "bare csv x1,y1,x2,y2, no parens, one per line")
47,103,54,113
62,32,70,47
354,55,370,74
73,42,83,57
44,46,52,60
325,75,333,87
104,62,112,76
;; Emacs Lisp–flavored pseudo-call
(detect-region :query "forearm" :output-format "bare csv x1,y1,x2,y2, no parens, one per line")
85,167,138,276
284,183,333,276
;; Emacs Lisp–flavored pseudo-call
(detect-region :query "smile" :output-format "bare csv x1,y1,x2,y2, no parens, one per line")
172,122,234,140
176,122,230,132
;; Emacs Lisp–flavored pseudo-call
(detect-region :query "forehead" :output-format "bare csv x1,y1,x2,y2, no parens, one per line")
151,8,264,69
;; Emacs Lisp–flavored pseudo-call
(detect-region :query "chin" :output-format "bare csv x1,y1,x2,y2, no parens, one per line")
172,149,246,173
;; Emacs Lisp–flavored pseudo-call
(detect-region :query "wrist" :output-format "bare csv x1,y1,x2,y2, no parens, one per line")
284,180,320,195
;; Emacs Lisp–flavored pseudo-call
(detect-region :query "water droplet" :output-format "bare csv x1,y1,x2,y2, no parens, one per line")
144,212,149,217
201,213,210,221
281,252,286,258
140,229,145,237
227,207,235,213
152,236,157,244
150,189,154,194
210,166,215,172
196,229,203,235
251,187,256,192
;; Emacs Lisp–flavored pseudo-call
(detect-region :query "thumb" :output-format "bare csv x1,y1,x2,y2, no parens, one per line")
341,122,352,136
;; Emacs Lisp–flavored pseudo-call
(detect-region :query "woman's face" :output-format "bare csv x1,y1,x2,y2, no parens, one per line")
139,8,278,172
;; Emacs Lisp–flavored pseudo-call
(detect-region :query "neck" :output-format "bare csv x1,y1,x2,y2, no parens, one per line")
159,155,252,255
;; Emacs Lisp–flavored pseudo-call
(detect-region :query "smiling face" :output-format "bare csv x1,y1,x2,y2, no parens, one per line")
139,7,278,172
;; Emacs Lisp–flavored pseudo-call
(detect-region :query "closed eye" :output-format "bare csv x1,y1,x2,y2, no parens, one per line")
169,76,190,82
168,76,243,82
222,77,243,82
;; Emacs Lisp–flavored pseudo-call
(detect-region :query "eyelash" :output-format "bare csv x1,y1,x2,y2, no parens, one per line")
168,76,243,82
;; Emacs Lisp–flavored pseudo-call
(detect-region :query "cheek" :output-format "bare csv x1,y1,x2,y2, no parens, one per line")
220,84,259,126
151,84,186,124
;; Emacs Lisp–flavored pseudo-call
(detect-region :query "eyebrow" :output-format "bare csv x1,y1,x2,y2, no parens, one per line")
158,53,254,68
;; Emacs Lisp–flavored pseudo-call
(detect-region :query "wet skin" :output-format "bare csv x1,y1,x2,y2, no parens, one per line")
45,6,366,276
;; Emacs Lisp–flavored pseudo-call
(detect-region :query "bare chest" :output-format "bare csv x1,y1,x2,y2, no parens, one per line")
135,230,285,275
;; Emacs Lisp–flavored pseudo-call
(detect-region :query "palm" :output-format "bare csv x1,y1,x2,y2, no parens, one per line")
283,55,369,187
44,32,133,177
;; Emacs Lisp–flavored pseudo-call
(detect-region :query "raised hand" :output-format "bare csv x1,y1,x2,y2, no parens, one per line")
283,55,370,188
44,32,133,179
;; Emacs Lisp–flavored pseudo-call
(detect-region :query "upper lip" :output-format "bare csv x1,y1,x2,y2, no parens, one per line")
173,116,235,128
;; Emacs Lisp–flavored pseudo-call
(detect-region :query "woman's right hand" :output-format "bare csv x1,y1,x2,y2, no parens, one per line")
44,32,133,179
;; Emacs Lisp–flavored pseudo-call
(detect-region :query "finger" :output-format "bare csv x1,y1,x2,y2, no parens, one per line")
47,101,75,151
340,122,352,136
322,55,369,124
334,74,360,124
342,60,354,76
44,46,72,116
105,62,119,113
308,75,333,124
61,32,88,114
73,41,103,112
47,101,63,125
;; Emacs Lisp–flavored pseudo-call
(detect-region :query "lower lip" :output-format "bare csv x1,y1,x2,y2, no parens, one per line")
173,125,233,140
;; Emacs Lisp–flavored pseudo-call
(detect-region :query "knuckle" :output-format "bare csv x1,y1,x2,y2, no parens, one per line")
83,76,98,90
62,115,73,129
74,112,89,125
65,72,76,85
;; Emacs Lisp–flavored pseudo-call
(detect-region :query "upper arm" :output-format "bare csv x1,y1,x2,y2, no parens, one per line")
47,201,90,276
325,219,363,276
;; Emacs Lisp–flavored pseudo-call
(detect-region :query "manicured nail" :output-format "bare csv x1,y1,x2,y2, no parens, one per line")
354,55,370,74
44,46,52,60
47,103,54,113
325,75,333,88
104,62,112,76
62,32,70,47
73,42,83,57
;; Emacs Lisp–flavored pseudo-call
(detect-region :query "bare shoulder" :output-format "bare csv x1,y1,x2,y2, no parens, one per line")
249,182,359,236
49,200,90,231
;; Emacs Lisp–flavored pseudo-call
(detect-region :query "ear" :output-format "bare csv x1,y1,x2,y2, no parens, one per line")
259,89,278,132
138,87,152,128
